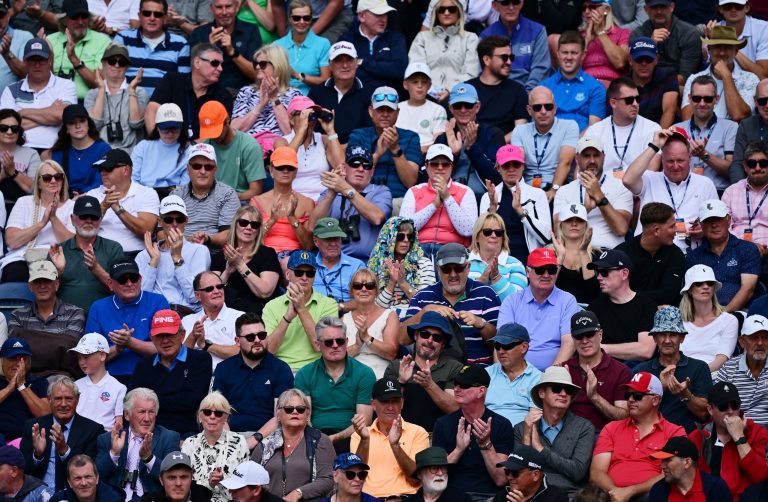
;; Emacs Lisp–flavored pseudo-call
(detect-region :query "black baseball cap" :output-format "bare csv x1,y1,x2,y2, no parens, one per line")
708,381,741,406
372,378,403,401
587,249,634,272
110,258,139,280
93,149,133,170
571,311,601,336
73,195,102,219
453,364,490,388
649,436,699,462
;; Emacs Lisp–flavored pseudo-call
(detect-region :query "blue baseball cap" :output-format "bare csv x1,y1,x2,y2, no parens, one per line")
0,446,25,469
630,37,657,60
449,83,478,106
346,145,373,165
333,453,370,470
0,338,32,359
287,250,316,270
407,311,453,346
491,323,530,344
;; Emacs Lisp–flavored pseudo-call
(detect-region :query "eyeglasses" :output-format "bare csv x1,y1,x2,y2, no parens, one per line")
0,124,20,133
273,165,297,172
549,384,577,395
691,95,715,104
692,281,716,288
439,264,467,275
417,330,446,343
596,268,619,278
239,331,268,342
352,281,376,290
716,400,741,412
396,232,416,242
189,163,216,172
116,273,140,285
322,337,347,347
481,228,504,237
254,60,273,70
757,97,768,107
105,57,129,67
141,9,165,17
494,341,523,351
163,215,187,224
746,159,768,168
293,269,316,278
291,14,312,21
237,219,261,230
196,284,225,293
201,409,225,417
504,468,529,477
492,54,513,63
624,391,651,401
494,0,522,5
437,5,459,14
344,470,369,481
633,56,655,64
77,214,100,222
531,266,558,276
720,2,745,10
454,382,482,390
572,331,598,341
199,56,223,68
428,161,452,168
281,405,307,414
40,173,64,182
531,103,555,112
373,93,398,104
615,95,640,105
348,160,374,170
451,102,475,110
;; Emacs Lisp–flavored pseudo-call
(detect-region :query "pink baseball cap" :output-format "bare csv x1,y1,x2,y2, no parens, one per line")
287,96,319,116
496,145,525,165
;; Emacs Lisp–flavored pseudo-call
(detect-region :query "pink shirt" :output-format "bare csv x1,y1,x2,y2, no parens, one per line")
582,26,630,82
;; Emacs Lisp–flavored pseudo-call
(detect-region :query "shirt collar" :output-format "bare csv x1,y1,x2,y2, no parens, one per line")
153,344,188,367
112,291,144,309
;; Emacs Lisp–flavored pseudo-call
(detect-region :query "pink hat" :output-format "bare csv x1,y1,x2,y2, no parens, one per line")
496,145,524,165
287,96,319,116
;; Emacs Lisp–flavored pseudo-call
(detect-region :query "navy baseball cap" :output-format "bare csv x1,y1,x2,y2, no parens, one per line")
630,37,657,60
0,338,32,358
333,453,370,470
346,145,373,165
491,323,530,344
407,311,453,346
287,250,316,270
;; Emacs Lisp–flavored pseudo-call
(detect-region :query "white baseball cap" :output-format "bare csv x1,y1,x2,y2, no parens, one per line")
220,461,270,490
577,136,604,154
743,315,768,336
329,41,357,61
404,62,432,81
187,143,217,163
357,0,396,14
69,332,110,355
699,199,729,222
680,265,721,294
155,103,184,127
159,195,188,216
425,143,453,162
558,203,588,222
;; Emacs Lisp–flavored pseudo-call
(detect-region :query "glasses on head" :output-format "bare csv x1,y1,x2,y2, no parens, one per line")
237,218,261,230
396,232,416,243
492,53,513,63
239,331,268,342
531,265,558,276
716,400,741,412
141,9,165,17
292,269,316,278
624,391,650,401
291,14,312,21
691,95,715,104
352,281,376,291
116,273,140,285
344,470,369,481
572,331,598,341
428,161,452,168
77,214,100,222
373,93,398,104
615,95,640,105
322,337,347,347
549,384,577,395
417,330,445,343
531,103,555,112
105,57,129,68
746,159,768,168
437,5,459,14
273,165,298,173
201,409,225,417
439,264,467,275
451,102,475,110
757,97,768,107
196,284,225,293
163,215,187,224
481,228,504,238
40,173,64,182
504,468,529,477
199,56,223,68
281,405,307,414
0,124,20,134
494,341,523,351
348,160,374,170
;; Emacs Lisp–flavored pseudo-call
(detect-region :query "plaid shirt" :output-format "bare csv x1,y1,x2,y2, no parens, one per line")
8,299,85,339
722,178,768,246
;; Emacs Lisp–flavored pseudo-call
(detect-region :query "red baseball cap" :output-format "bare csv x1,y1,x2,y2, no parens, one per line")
667,126,689,144
150,309,182,336
527,248,558,267
622,371,663,396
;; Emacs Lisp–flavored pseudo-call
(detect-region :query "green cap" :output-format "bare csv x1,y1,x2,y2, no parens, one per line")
411,447,449,479
313,217,348,239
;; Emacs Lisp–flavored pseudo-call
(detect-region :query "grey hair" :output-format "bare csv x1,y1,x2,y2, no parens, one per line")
314,316,346,340
48,375,79,398
276,388,312,417
124,387,160,414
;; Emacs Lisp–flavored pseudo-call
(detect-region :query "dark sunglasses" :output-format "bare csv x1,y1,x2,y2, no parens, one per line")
199,56,223,68
254,60,272,70
633,56,655,64
105,57,129,67
373,93,398,103
481,228,504,237
572,331,598,341
237,219,262,230
494,341,523,351
428,161,452,168
532,266,558,276
281,405,307,414
531,103,555,112
352,281,376,290
239,331,268,342
437,5,459,13
624,391,650,401
439,264,467,275
348,160,374,170
197,284,225,293
716,400,741,412
451,102,475,110
0,124,20,133
692,281,716,288
549,384,577,395
189,163,216,171
455,382,483,390
494,0,522,5
291,14,312,21
293,269,316,278
396,232,416,242
417,330,445,343
116,273,140,285
757,97,768,107
504,468,528,477
596,268,619,278
77,214,100,222
322,337,347,347
141,9,165,17
40,173,64,182
493,54,513,63
273,165,297,172
615,95,640,105
720,2,745,9
163,215,187,224
97,165,120,173
201,409,225,417
746,159,768,168
344,470,369,481
691,95,715,104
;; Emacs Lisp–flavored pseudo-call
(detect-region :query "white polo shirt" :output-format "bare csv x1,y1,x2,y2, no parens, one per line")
182,304,245,368
87,181,159,252
584,115,661,173
88,0,140,30
554,174,633,249
75,373,126,431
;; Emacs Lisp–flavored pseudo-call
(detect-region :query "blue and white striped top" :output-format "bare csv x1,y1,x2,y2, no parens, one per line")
114,28,190,96
468,251,528,302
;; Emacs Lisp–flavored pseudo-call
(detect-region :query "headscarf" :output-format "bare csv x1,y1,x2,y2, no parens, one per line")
368,216,425,287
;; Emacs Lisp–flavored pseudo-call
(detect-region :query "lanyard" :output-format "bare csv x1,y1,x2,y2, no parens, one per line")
611,117,636,168
319,265,346,302
533,132,552,171
746,184,768,227
580,174,606,204
690,117,717,144
663,174,691,213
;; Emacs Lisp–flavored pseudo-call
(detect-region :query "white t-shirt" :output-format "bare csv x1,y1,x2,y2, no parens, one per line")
283,131,330,202
87,182,159,252
182,304,244,368
396,101,447,147
553,174,633,249
75,372,127,431
681,313,738,366
584,116,661,173
1,195,75,267
88,0,140,30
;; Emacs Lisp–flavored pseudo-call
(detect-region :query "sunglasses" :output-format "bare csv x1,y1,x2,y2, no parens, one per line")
77,214,100,222
322,337,347,347
352,281,376,290
437,5,459,13
455,382,482,390
293,269,316,278
0,124,20,133
40,173,64,182
116,273,140,285
691,95,715,104
199,56,223,68
254,60,273,70
504,468,528,477
549,384,577,395
373,93,398,103
531,103,555,112
439,264,467,275
582,3,602,9
596,268,621,278
624,391,650,401
481,228,504,237
105,57,129,67
189,163,216,171
273,165,297,172
196,284,225,293
159,126,180,133
201,409,225,417
141,9,165,17
417,330,445,343
716,400,741,412
494,0,522,5
572,331,598,341
428,161,452,168
281,405,307,414
692,281,716,288
492,54,513,63
451,102,475,110
494,341,523,351
344,470,369,481
757,97,768,107
239,331,268,342
237,219,262,230
163,215,187,224
633,56,655,64
396,232,416,242
746,159,768,168
69,12,89,19
348,160,374,170
615,95,640,105
291,14,312,21
531,266,558,276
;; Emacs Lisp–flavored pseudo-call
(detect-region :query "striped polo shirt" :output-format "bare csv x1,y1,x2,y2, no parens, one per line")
114,28,190,95
715,354,768,428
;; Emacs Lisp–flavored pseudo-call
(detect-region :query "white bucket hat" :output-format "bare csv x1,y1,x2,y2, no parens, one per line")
680,265,722,294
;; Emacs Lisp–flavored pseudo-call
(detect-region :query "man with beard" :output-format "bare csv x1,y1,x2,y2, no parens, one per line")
648,437,731,500
51,195,127,315
212,312,294,448
408,447,471,502
492,445,568,502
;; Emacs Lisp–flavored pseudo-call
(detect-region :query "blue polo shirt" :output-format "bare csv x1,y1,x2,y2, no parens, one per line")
313,252,366,303
541,69,606,132
480,17,550,92
212,352,294,432
114,28,190,95
275,30,330,95
85,291,170,377
485,361,542,426
405,279,501,362
511,117,579,185
685,235,761,306
497,287,581,371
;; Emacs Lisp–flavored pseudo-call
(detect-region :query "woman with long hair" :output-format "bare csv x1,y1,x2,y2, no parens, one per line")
550,204,600,304
579,0,630,87
0,109,41,216
468,212,527,302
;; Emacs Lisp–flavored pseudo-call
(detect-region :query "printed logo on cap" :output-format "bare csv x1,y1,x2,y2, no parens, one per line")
755,318,766,327
12,341,22,348
723,384,730,392
232,468,245,478
347,454,363,463
31,42,42,50
630,373,644,384
350,146,367,157
633,40,655,50
300,251,310,259
326,220,334,226
542,250,552,259
171,453,184,460
85,201,93,207
599,251,608,259
575,316,591,325
569,204,578,214
386,380,395,390
154,315,177,325
204,118,211,125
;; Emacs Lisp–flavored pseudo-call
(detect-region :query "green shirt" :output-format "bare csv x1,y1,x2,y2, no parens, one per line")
236,1,278,44
48,29,112,100
205,130,265,194
58,235,125,314
294,356,376,432
262,289,339,370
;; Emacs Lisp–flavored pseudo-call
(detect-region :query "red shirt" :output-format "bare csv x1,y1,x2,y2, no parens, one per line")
668,471,706,502
567,351,631,430
594,414,685,487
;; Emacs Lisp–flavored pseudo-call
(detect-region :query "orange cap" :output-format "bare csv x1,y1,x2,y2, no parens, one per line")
198,101,228,140
271,146,299,168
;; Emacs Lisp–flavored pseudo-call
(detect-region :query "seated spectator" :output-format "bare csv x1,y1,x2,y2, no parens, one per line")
8,261,85,340
723,141,768,261
408,0,480,102
590,371,685,500
324,453,377,502
85,258,170,384
541,31,606,132
20,376,104,491
383,312,462,432
688,381,768,500
274,96,343,202
648,436,731,500
343,268,399,379
403,243,500,364
480,146,551,265
492,445,569,502
174,143,240,249
212,206,283,315
69,333,126,432
732,80,768,181
616,202,686,307
219,460,282,502
409,446,471,502
368,217,436,317
0,444,53,500
565,311,630,431
516,366,595,496
0,7,33,92
136,196,211,314
0,38,77,150
714,0,768,80
466,36,528,141
262,250,339,371
231,44,302,138
679,265,739,373
250,147,315,254
432,365,514,499
0,109,41,217
131,104,192,196
51,453,126,501
85,44,148,154
235,0,277,45
467,212,527,302
484,323,543,427
580,1,630,86
309,145,392,263
312,217,365,302
395,63,447,152
400,144,477,260
211,312,294,439
88,149,160,255
550,204,601,305
553,137,633,250
200,101,266,203
181,271,243,368
141,451,212,501
681,26,757,123
686,199,761,312
350,378,429,498
498,248,580,370
510,87,578,198
633,307,712,432
274,0,331,96
0,338,50,441
1,160,74,283
250,388,335,500
628,37,679,129
180,392,249,502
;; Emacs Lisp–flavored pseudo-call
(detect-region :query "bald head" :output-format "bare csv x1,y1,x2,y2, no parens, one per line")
527,87,556,128
528,86,554,105
756,79,768,121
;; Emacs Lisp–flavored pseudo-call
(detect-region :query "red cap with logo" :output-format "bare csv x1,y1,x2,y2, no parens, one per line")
150,309,182,336
527,248,558,267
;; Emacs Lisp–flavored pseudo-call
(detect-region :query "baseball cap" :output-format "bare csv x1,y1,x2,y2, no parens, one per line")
93,149,133,170
159,195,188,216
667,126,690,145
404,62,432,81
372,378,403,401
102,44,130,64
0,446,25,469
645,0,671,6
155,103,184,129
63,0,89,17
271,146,299,168
313,217,348,239
220,461,270,490
69,332,110,355
496,145,524,165
150,309,182,337
571,310,601,336
346,145,373,165
496,445,545,471
187,143,217,163
287,96,320,116
28,260,58,282
558,203,588,223
699,199,729,221
63,104,89,125
160,452,192,473
577,137,604,154
73,195,102,219
630,37,657,60
742,315,768,336
198,101,228,140
719,0,746,4
406,311,453,346
623,371,663,396
708,381,741,406
24,38,50,60
491,323,530,344
333,453,370,470
435,243,468,267
449,83,478,105
0,338,32,358
356,0,395,15
587,249,633,272
649,436,699,462
425,144,453,162
329,41,357,61
527,248,557,267
453,364,491,388
109,258,140,280
287,250,316,270
371,86,399,110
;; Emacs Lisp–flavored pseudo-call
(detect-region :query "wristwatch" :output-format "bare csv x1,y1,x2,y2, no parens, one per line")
16,384,27,392
252,432,264,443
114,205,126,216
344,189,356,200
290,219,300,229
203,340,213,352
701,152,711,162
173,257,185,267
734,436,748,446
596,196,609,207
391,149,403,158
8,169,18,179
73,61,85,70
273,98,282,107
551,184,561,191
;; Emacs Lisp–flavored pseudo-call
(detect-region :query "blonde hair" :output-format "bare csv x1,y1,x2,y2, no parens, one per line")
34,160,69,203
253,44,292,93
288,0,313,16
553,217,593,256
198,391,233,415
679,288,726,322
469,212,509,254
228,206,263,258
579,3,615,32
349,268,379,296
429,0,466,34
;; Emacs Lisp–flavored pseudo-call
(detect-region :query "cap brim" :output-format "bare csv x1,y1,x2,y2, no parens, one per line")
314,230,348,239
24,51,50,59
1,348,32,358
496,459,529,470
649,451,676,460
364,5,395,14
631,50,657,60
157,121,182,129
372,102,398,110
220,478,248,490
198,122,225,140
331,50,357,60
571,326,600,336
374,391,403,400
150,328,179,337
74,210,103,219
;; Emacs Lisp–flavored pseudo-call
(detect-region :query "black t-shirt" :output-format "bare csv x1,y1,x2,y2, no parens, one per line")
211,244,284,315
556,251,601,304
587,292,657,345
0,376,48,440
466,77,528,135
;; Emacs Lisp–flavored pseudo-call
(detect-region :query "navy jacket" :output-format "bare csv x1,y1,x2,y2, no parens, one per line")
649,471,732,500
309,78,373,144
51,481,126,502
435,123,504,195
338,23,407,91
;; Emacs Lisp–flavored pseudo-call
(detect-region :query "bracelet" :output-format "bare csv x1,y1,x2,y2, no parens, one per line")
327,133,338,141
478,442,492,450
648,142,660,153
282,315,291,324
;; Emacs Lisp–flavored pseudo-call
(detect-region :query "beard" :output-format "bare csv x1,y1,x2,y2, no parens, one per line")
423,477,448,495
76,226,99,238
243,347,267,361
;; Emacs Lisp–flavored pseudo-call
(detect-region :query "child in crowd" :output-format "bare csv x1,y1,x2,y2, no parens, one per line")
396,62,447,154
